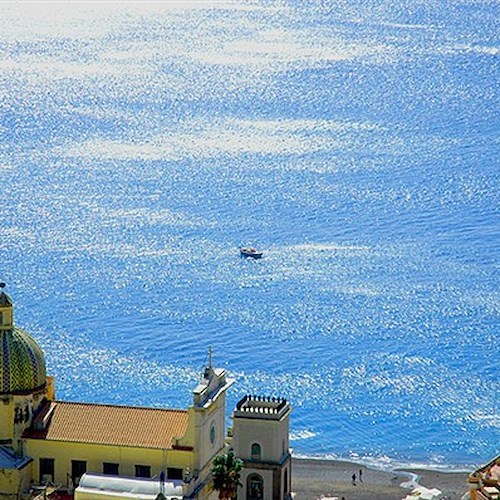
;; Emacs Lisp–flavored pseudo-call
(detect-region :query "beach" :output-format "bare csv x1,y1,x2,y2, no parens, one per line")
291,458,470,500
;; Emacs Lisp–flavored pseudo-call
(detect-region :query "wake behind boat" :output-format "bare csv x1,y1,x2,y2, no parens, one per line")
240,247,263,259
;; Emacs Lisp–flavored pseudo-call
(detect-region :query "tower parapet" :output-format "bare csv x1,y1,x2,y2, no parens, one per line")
234,395,290,421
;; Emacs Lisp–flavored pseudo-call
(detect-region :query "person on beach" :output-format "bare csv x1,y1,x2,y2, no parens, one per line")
352,473,356,485
359,468,363,482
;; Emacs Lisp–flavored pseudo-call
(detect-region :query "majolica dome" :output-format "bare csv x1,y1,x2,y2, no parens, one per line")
0,291,46,395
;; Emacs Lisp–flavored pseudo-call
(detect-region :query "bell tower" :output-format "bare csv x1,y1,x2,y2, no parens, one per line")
232,395,292,500
174,348,234,498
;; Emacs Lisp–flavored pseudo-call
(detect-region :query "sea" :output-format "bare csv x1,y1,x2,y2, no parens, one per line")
0,1,498,471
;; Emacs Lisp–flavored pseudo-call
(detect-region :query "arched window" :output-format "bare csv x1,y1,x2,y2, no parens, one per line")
247,473,263,500
284,468,288,494
251,443,261,460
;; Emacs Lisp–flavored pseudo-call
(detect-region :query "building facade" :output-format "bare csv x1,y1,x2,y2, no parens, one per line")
232,395,292,500
0,289,292,500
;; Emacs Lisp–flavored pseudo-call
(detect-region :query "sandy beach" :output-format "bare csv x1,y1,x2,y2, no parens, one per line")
291,458,470,500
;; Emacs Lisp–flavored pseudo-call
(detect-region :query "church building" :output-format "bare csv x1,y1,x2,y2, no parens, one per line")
0,287,291,500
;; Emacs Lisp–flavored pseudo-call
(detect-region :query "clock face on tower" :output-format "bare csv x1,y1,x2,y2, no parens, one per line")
210,422,216,445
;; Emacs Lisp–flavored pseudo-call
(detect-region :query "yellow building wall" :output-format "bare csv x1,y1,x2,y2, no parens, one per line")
0,398,13,442
25,439,193,486
176,407,196,448
0,306,13,327
0,468,20,496
0,463,32,497
234,418,286,463
45,376,56,401
76,492,128,500
176,395,226,475
0,469,18,496
0,393,45,444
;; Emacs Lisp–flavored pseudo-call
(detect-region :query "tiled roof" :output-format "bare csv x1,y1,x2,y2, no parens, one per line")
0,327,47,395
23,401,189,450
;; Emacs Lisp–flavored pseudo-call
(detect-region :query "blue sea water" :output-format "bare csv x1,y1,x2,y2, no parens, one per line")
0,1,498,470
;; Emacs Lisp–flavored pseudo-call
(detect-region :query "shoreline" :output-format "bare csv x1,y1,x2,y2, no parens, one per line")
291,457,470,500
292,453,474,473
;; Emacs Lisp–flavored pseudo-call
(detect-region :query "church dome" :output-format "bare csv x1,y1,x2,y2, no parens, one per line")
0,291,47,395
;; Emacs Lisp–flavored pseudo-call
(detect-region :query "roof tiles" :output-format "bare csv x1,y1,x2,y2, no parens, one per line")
23,401,189,450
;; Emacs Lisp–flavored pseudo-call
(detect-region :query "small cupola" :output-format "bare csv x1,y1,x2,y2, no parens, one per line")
0,283,14,329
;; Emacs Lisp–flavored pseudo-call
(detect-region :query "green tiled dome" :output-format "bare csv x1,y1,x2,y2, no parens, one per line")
0,327,46,395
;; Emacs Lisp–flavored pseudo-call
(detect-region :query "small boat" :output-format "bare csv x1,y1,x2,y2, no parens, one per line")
240,247,263,259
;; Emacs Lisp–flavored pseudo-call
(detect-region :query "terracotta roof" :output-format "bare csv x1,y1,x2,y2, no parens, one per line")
23,401,189,449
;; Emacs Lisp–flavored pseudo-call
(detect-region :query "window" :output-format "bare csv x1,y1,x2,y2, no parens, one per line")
71,460,87,487
103,462,119,475
0,312,3,325
284,468,288,494
135,465,151,478
39,458,54,484
167,467,183,480
247,474,263,500
251,442,261,460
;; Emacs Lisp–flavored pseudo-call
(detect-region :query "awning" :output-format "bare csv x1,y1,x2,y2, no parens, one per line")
75,473,184,500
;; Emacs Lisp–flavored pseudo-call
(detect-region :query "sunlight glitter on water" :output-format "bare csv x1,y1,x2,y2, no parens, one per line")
1,0,498,468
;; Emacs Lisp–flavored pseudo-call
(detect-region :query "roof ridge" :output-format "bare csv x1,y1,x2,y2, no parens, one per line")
55,400,189,413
